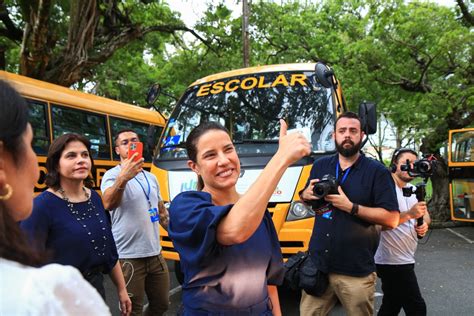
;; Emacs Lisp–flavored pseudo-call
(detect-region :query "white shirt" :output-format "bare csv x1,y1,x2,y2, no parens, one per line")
0,258,110,315
375,183,419,265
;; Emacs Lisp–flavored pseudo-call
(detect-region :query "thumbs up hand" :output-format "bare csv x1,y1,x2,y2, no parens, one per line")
276,119,311,166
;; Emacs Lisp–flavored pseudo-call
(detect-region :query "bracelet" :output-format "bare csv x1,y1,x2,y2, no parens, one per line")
116,185,126,191
350,203,359,216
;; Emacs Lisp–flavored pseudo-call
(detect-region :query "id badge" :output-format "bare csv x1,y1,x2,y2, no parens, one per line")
148,207,159,223
322,210,332,219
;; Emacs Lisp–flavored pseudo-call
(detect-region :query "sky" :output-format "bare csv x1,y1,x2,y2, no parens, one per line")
168,0,457,27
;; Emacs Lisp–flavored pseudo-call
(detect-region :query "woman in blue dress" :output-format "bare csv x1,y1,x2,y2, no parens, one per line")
168,120,311,315
21,133,131,315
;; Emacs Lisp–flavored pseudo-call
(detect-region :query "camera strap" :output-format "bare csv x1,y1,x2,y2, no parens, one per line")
335,162,351,185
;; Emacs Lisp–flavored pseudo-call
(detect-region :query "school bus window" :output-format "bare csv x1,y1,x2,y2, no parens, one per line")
452,131,474,162
25,99,50,155
51,104,110,160
110,117,162,162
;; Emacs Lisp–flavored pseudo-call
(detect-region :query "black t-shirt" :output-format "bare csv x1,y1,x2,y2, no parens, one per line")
306,153,399,276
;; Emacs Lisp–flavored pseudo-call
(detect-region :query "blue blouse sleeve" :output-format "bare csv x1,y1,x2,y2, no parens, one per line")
263,212,285,285
168,191,232,267
20,193,51,253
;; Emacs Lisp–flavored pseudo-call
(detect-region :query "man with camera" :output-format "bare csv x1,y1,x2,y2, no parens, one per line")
101,129,170,316
374,148,431,316
299,111,399,315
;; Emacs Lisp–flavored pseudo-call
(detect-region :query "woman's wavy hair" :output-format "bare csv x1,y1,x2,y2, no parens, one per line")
185,121,230,191
0,80,44,266
45,133,95,190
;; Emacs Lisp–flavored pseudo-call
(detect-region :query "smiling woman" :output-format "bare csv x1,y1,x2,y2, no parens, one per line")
20,133,132,315
168,120,312,315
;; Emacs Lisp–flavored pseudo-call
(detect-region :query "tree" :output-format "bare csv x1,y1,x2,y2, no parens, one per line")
0,0,208,88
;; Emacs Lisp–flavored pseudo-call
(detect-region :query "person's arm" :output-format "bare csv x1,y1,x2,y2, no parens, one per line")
217,120,311,245
398,201,427,225
325,186,399,229
102,155,144,210
109,262,132,316
268,285,281,316
158,200,169,230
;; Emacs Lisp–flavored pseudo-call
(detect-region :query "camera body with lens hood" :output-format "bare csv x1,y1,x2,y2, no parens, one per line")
313,174,339,199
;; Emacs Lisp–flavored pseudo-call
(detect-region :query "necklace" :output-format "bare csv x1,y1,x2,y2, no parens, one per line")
58,187,108,257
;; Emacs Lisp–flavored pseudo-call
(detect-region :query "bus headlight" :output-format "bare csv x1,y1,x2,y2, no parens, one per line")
287,201,315,221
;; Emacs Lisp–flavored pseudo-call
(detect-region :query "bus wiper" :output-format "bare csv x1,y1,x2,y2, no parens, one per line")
233,139,279,144
160,142,186,150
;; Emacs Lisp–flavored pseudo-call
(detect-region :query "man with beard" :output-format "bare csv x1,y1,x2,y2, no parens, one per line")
374,148,430,316
299,111,399,315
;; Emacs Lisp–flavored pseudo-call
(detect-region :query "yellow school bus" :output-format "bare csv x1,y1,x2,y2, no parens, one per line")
0,71,166,192
448,128,474,222
150,63,367,280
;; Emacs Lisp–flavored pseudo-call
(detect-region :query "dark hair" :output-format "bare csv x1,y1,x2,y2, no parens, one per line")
390,148,418,165
45,133,95,190
185,121,230,191
334,111,362,131
0,80,44,266
114,129,138,147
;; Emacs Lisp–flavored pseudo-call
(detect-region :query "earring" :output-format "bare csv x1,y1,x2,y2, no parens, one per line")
0,183,13,201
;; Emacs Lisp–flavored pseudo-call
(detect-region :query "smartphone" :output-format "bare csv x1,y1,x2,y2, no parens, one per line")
128,142,143,161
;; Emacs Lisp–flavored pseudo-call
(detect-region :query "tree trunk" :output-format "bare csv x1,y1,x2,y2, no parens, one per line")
427,157,450,222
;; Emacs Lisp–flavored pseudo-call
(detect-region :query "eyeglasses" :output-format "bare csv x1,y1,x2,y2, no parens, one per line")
119,138,139,147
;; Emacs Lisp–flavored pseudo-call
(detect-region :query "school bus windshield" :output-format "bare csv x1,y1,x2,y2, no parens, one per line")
159,71,336,159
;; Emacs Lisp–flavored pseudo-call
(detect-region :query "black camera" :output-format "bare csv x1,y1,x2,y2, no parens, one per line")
400,158,434,178
313,174,338,198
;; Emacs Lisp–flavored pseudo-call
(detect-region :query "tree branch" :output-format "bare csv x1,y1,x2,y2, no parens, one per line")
456,0,474,26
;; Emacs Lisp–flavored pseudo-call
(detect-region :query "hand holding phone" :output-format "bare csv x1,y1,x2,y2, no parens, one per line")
128,142,143,161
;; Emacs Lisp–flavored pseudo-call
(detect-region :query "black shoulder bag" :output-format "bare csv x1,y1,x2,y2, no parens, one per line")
283,251,329,297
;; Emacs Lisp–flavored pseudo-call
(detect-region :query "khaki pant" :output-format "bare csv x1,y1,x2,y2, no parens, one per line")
120,254,170,316
300,272,377,316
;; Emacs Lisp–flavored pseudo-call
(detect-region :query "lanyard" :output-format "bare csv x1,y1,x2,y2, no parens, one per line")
134,171,151,206
336,162,351,184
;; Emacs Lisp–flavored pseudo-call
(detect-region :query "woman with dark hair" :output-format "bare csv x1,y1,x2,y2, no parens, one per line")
21,133,131,315
168,120,311,315
0,80,110,315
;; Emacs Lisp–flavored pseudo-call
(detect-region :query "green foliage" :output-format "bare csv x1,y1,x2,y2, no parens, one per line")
2,0,472,153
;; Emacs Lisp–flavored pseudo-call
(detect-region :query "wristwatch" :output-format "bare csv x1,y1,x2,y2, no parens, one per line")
351,203,359,216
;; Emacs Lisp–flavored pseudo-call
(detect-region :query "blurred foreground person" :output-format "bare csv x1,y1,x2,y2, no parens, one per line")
21,133,131,315
168,120,311,315
0,80,110,315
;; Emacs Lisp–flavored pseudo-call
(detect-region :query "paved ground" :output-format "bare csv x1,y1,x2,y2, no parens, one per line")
105,225,474,315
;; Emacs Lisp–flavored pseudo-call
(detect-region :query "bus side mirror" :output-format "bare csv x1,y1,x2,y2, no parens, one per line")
359,101,377,135
315,62,337,89
146,83,161,108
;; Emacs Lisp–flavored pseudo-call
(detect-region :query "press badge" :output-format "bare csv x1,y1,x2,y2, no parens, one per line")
148,207,159,223
322,210,332,219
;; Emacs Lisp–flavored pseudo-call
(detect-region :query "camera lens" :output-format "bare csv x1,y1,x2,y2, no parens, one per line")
418,160,431,173
313,184,329,199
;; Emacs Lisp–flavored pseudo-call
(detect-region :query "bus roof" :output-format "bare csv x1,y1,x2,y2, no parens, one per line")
190,63,317,86
0,70,166,125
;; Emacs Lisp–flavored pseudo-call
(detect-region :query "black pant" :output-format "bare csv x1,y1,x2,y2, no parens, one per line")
83,271,106,300
376,264,426,316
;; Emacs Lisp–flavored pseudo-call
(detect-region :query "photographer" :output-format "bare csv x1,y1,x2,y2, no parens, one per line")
299,112,399,315
375,148,431,316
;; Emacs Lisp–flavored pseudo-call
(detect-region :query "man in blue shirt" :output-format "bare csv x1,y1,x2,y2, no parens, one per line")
299,111,399,315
